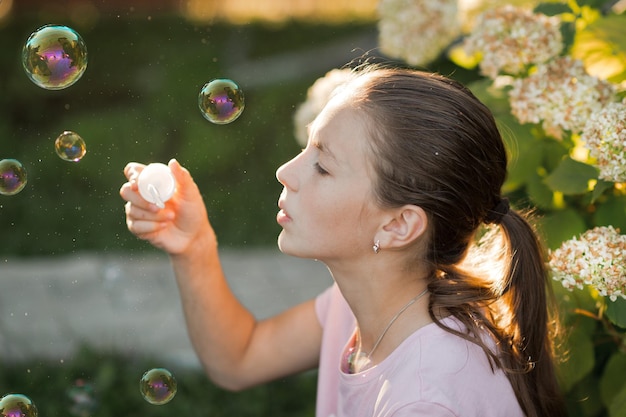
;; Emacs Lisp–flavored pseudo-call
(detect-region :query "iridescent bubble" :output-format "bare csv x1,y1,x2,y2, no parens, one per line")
198,78,245,124
22,24,88,90
55,131,86,162
139,368,177,405
0,393,38,417
0,159,28,196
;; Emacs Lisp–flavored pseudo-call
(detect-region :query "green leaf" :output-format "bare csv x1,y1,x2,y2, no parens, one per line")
566,374,605,417
527,171,556,209
609,67,626,85
573,14,626,81
558,323,596,392
540,208,587,249
552,283,598,323
600,352,626,407
606,298,626,328
577,0,610,9
595,196,626,231
542,139,569,172
610,383,626,417
589,14,626,54
447,43,479,70
561,21,577,53
534,2,574,16
506,145,544,191
544,157,599,195
591,180,613,203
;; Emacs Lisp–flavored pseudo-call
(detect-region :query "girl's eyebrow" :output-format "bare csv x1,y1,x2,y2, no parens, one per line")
307,122,337,163
313,139,337,164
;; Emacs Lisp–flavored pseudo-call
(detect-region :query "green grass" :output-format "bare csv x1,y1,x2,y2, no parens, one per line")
0,346,317,417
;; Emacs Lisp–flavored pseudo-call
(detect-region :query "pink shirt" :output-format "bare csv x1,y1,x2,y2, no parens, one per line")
314,284,524,417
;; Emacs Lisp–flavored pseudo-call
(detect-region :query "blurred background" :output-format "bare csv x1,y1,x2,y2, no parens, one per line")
4,0,626,416
0,1,399,415
0,0,386,255
3,0,626,416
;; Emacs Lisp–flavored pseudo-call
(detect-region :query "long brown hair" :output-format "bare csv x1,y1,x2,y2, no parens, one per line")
347,66,565,417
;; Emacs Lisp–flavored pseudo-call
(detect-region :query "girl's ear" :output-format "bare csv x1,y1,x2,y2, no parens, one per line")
377,205,428,250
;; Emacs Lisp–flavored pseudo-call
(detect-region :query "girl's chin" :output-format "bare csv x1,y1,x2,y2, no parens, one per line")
277,235,315,259
276,233,290,254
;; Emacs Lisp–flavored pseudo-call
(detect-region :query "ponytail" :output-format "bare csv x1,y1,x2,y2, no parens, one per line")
497,209,565,417
427,208,565,417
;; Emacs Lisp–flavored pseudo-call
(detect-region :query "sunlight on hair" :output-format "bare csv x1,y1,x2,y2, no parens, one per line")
461,225,510,296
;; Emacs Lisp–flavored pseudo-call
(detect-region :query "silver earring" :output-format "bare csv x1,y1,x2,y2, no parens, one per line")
373,240,380,254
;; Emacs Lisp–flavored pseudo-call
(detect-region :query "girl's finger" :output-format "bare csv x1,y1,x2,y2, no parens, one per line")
123,162,146,181
125,201,173,221
120,183,160,212
126,218,167,236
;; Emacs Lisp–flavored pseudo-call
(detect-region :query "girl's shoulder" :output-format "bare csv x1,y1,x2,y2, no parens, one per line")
387,316,523,416
396,315,487,375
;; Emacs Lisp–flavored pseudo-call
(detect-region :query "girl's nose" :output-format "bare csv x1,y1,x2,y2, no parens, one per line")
276,153,301,191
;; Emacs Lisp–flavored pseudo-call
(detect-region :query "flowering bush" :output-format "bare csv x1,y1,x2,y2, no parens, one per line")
581,100,626,183
294,0,626,414
508,56,616,138
377,0,461,67
550,226,626,301
464,5,563,79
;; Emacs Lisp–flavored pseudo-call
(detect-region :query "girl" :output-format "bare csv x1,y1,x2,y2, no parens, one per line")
120,66,565,416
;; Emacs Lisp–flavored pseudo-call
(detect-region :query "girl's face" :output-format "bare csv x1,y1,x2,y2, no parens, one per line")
275,93,385,263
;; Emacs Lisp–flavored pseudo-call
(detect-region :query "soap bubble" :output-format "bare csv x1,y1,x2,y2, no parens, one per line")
55,131,86,162
0,159,28,196
22,24,88,90
139,368,177,405
198,78,245,124
0,393,38,417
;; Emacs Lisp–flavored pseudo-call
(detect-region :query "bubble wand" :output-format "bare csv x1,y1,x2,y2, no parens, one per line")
137,163,176,209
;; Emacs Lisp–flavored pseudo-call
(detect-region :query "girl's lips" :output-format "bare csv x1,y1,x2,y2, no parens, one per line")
277,197,291,224
276,208,291,225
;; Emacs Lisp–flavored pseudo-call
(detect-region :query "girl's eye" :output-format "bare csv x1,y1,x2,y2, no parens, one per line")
314,162,329,176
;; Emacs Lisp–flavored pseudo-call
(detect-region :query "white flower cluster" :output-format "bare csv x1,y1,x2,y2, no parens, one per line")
292,68,354,146
378,0,460,67
508,56,616,138
464,5,563,79
581,100,626,183
549,226,626,301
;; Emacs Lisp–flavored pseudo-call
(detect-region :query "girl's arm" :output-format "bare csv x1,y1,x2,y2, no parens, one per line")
120,159,322,390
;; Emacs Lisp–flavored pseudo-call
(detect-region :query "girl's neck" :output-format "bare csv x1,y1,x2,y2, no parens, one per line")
329,261,432,364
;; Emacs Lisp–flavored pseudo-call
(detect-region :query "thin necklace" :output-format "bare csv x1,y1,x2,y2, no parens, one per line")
367,287,430,358
348,287,429,373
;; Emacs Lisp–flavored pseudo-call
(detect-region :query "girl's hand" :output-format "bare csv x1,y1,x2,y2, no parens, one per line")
119,159,214,255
